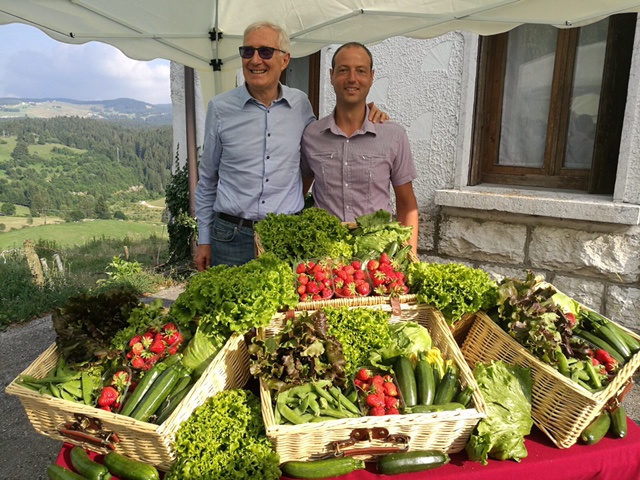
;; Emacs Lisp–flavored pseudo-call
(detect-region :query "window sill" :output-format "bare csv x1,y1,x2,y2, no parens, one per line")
435,185,640,226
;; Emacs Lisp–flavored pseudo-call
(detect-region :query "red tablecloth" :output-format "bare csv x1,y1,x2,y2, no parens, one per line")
57,418,640,480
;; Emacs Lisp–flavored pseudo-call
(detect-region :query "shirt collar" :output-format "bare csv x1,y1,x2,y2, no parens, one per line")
241,82,292,108
321,105,377,137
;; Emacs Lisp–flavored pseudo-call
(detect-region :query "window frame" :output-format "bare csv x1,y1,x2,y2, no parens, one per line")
470,14,636,194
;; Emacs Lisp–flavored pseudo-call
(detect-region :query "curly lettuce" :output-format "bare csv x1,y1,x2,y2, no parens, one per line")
166,389,280,480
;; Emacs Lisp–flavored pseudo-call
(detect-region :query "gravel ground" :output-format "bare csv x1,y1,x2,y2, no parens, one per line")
1,287,639,479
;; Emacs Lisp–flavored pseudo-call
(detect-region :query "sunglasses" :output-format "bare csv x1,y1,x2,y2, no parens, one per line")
239,46,287,60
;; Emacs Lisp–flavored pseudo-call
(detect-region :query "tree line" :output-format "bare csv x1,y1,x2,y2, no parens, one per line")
0,117,172,221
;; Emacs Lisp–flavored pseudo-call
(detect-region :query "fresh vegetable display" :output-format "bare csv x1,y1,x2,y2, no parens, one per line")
331,258,372,298
407,262,498,325
170,252,298,338
248,309,348,391
294,258,334,302
323,306,392,377
255,207,353,264
124,320,184,371
465,361,533,465
274,380,360,424
493,271,639,393
354,368,402,416
166,389,281,480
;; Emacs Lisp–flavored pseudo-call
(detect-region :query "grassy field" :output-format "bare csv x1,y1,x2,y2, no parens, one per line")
0,220,167,251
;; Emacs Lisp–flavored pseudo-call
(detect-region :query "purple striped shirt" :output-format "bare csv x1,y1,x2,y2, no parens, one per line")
301,109,417,222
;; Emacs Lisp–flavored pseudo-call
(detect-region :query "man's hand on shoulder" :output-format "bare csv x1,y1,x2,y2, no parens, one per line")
367,102,389,124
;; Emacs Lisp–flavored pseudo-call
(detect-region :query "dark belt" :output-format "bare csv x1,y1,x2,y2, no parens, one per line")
217,212,256,228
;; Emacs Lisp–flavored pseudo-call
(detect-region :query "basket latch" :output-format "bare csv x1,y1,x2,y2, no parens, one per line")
58,413,120,450
606,379,634,413
312,427,410,459
389,297,402,317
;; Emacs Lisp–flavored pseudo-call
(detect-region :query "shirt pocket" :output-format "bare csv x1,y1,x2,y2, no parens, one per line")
309,152,338,192
353,153,387,204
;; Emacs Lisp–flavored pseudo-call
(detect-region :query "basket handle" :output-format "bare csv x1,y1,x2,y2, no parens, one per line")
58,413,120,450
606,378,634,412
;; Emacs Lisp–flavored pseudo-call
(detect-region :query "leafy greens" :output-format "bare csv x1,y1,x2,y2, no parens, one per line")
407,262,498,325
466,360,533,465
166,389,280,480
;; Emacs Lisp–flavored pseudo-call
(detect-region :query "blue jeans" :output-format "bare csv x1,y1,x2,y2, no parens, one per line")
209,215,256,267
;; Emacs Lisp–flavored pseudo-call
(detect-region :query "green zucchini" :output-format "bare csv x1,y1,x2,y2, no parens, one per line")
415,353,435,405
573,329,626,365
405,402,465,414
119,361,168,417
70,446,111,480
47,464,89,480
281,457,365,478
595,324,632,360
394,356,417,407
454,385,474,408
103,452,160,480
154,384,191,425
607,323,640,354
433,366,459,405
610,405,628,439
580,411,611,445
130,364,183,422
376,450,450,474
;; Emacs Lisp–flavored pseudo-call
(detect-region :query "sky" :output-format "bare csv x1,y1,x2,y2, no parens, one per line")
0,23,171,104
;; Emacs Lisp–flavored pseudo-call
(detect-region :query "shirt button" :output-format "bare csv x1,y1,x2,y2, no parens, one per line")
267,156,270,159
262,200,265,204
346,140,349,143
266,179,269,182
268,133,271,137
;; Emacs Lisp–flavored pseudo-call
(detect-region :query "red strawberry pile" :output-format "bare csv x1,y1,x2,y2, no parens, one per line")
295,259,334,302
367,252,410,296
97,369,131,413
126,322,184,370
332,258,371,298
354,368,401,416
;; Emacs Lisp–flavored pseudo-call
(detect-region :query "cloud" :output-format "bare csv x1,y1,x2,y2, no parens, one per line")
0,25,171,104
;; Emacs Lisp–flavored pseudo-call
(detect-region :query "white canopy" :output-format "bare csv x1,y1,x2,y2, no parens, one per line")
2,0,640,104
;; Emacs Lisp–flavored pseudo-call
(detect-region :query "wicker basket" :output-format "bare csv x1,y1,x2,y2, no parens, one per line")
5,333,250,471
460,310,640,449
254,224,419,311
258,303,487,463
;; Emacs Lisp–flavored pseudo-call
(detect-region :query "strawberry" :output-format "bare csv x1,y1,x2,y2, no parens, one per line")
343,265,355,276
149,338,166,354
379,252,391,265
366,393,385,408
351,260,361,270
371,375,385,387
367,259,379,271
356,282,371,296
384,396,399,409
168,346,179,355
99,405,112,412
370,406,386,416
385,407,400,415
300,293,308,302
321,288,333,299
98,386,119,407
165,330,183,346
110,370,130,390
128,335,142,347
306,282,320,295
131,342,145,355
315,270,327,282
295,262,306,274
298,273,309,285
131,356,145,369
383,382,398,397
356,368,372,382
162,322,179,333
297,285,307,295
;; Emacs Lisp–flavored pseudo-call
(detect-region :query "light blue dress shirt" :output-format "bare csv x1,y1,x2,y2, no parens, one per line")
195,83,315,245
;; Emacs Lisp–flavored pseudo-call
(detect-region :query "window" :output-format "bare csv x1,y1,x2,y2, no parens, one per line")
470,14,636,193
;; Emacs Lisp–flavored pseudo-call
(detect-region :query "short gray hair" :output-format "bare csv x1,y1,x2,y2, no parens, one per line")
243,21,290,52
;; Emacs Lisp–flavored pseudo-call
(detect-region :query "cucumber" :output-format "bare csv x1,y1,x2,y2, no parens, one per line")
70,446,111,480
415,354,435,405
454,385,474,408
47,464,89,480
580,411,611,445
394,356,417,407
610,406,628,439
119,361,167,417
433,366,459,405
573,329,626,365
103,452,160,480
376,450,450,474
405,402,465,414
280,457,365,478
130,364,183,422
595,324,632,360
608,323,640,354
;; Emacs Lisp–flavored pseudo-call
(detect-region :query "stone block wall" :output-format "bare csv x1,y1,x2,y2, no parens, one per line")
419,208,640,331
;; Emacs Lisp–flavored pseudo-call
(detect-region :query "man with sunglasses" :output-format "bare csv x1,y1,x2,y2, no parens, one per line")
301,42,419,253
194,22,387,269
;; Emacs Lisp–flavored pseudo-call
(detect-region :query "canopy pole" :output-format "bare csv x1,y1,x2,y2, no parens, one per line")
184,65,198,256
